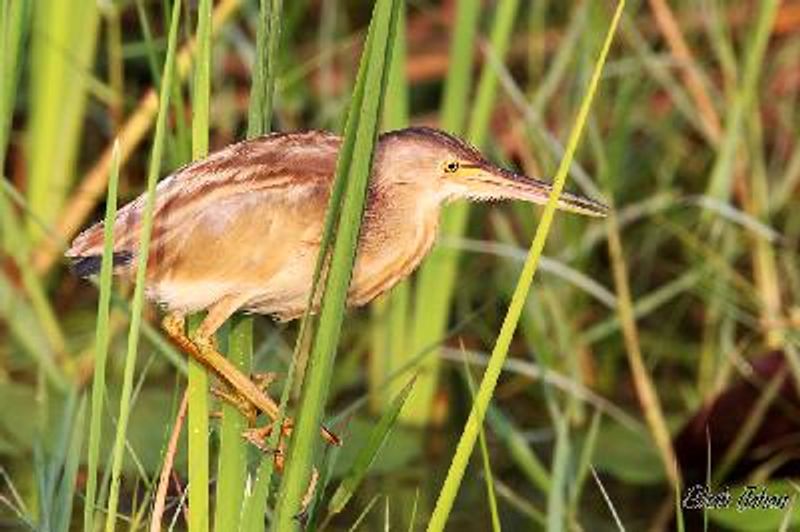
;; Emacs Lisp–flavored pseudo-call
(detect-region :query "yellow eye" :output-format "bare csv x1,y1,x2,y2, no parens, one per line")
444,161,460,173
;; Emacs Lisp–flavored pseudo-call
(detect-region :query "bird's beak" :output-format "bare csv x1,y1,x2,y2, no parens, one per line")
455,163,608,217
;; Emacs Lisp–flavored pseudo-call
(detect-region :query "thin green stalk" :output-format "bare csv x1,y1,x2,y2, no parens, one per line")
239,333,298,532
134,0,163,89
370,3,409,412
527,0,547,86
704,0,778,204
568,410,601,524
219,0,283,528
104,1,182,529
83,142,121,532
240,2,307,527
530,2,588,118
546,416,570,531
186,317,209,532
326,377,415,521
467,0,521,147
103,3,124,127
188,0,212,529
438,0,481,135
485,406,550,493
271,1,401,528
426,2,625,528
55,395,87,532
214,314,249,528
675,473,685,532
746,107,785,351
461,360,500,532
247,0,282,138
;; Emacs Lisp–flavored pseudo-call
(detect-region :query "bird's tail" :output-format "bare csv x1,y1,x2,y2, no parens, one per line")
69,251,134,278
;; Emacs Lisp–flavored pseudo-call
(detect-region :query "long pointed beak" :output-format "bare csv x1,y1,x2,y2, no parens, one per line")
460,164,608,217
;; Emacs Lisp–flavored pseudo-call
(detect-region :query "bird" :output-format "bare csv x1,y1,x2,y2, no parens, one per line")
66,126,607,443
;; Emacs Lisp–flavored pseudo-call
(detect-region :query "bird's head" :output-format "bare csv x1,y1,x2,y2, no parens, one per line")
376,127,608,217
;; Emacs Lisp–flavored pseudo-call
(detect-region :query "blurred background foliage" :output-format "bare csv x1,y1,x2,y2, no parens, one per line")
1,0,800,530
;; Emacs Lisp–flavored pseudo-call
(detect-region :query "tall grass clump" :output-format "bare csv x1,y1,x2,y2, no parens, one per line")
427,1,625,528
272,0,402,528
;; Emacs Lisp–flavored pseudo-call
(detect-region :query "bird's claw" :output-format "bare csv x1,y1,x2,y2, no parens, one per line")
242,421,290,470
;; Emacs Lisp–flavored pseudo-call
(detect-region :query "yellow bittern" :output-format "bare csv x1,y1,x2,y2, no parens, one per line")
67,126,606,446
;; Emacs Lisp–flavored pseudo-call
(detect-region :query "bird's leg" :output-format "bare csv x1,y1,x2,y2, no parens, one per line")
210,386,258,424
210,373,278,425
162,306,283,421
161,307,341,447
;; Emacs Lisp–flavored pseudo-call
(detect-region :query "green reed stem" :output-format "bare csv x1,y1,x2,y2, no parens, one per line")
271,1,401,528
221,0,282,528
83,142,120,532
187,0,212,529
370,2,409,412
103,1,182,530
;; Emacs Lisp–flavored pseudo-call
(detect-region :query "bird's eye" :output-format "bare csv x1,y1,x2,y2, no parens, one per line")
444,161,460,173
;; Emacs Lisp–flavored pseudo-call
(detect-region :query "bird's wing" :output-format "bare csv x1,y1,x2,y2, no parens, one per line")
66,131,340,268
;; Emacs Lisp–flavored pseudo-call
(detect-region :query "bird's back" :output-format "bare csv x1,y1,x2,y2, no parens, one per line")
67,131,341,270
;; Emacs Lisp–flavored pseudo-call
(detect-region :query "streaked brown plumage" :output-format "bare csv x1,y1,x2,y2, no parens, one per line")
66,126,606,444
68,127,605,326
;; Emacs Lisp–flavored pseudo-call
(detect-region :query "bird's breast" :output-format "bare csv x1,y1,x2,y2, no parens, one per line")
347,202,440,307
